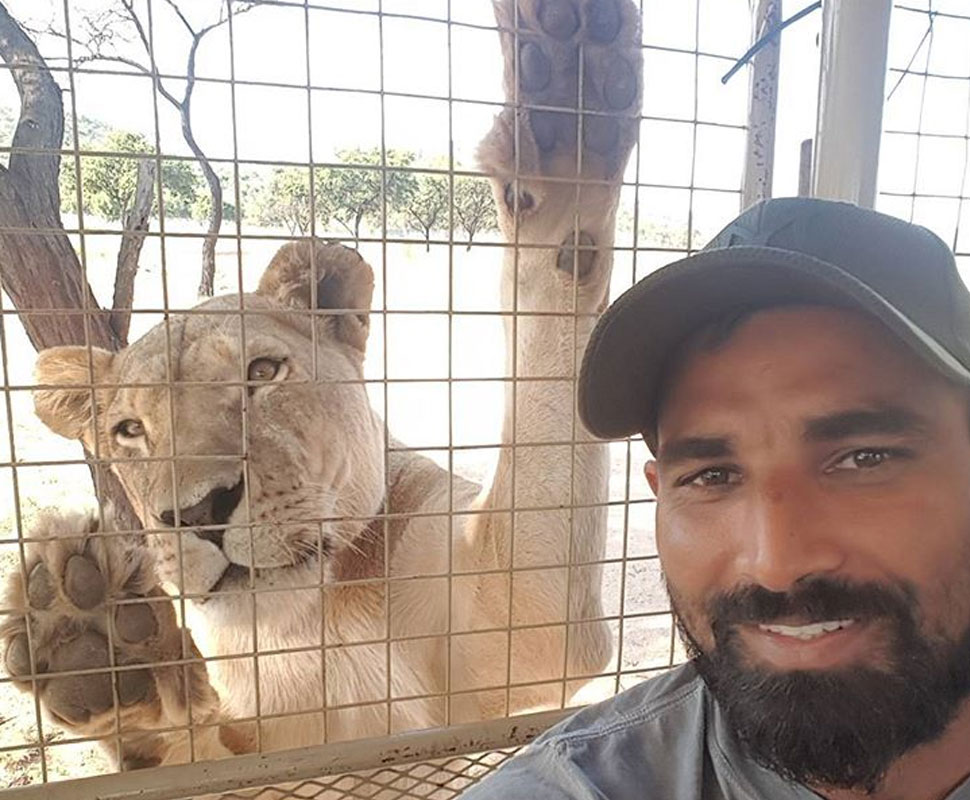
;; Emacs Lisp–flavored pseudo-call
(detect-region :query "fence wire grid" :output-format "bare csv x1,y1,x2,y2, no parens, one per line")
878,1,970,280
0,1,962,799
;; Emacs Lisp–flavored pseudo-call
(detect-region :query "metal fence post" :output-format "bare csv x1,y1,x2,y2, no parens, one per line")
812,0,893,207
741,0,782,210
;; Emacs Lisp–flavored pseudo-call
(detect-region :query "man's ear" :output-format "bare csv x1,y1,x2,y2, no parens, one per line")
644,460,660,497
257,240,374,352
33,346,114,443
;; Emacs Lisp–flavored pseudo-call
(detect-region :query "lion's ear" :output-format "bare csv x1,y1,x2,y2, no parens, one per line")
258,240,374,352
33,346,114,442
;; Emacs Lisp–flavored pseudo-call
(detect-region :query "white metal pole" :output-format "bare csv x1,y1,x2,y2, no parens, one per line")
812,0,893,207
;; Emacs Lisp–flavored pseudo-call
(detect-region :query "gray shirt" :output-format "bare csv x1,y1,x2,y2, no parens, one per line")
461,663,970,799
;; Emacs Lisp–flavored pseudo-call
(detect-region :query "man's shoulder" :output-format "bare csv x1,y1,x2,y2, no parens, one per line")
534,662,706,747
461,664,712,799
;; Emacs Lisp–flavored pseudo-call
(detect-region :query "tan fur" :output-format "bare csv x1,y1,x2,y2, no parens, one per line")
2,0,643,772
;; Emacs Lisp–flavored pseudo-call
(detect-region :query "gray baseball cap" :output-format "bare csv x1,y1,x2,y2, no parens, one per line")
577,197,970,450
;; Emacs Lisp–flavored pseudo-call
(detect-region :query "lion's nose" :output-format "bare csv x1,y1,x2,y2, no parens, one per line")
158,481,244,545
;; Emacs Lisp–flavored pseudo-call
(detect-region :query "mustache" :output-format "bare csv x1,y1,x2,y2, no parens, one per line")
707,577,917,630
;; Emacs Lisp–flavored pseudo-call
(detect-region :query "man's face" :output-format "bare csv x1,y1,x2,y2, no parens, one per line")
645,305,970,792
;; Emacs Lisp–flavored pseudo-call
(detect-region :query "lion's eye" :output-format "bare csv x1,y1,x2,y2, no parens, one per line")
114,419,145,439
247,357,284,384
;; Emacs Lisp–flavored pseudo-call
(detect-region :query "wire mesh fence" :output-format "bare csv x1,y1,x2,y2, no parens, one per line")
0,1,962,798
0,708,567,799
0,1,742,793
877,1,970,283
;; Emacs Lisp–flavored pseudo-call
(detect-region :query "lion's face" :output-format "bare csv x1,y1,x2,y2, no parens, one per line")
32,242,385,596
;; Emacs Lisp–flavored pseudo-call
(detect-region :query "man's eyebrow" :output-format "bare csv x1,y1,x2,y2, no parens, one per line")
803,406,930,442
658,436,733,465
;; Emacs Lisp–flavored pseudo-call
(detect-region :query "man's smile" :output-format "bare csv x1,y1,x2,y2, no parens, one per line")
758,618,856,640
737,617,880,671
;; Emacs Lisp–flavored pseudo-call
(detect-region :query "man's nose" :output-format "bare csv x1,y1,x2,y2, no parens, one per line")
738,476,844,593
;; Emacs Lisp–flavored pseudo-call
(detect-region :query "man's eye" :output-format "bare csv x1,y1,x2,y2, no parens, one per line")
680,467,740,488
830,448,898,471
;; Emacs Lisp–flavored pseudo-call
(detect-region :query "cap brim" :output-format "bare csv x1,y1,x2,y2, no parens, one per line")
578,245,970,444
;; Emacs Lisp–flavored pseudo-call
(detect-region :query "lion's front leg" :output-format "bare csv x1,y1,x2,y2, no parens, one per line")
479,0,641,316
455,0,642,718
0,509,231,769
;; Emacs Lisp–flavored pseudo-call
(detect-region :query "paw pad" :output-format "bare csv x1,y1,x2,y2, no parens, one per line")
583,117,620,154
520,42,552,92
538,0,580,39
63,554,106,610
115,602,158,643
27,563,55,610
47,631,113,723
117,666,154,706
5,632,32,678
530,110,564,152
603,54,638,110
587,0,622,43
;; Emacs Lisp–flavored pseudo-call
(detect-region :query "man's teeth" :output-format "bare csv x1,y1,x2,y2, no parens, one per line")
757,619,855,640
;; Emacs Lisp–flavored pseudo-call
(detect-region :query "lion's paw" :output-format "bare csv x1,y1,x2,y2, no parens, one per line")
1,511,219,766
482,0,642,209
479,0,642,296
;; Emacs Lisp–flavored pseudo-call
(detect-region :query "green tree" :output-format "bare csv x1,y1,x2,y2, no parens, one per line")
454,176,498,250
316,147,417,244
191,190,236,225
59,116,113,214
61,129,201,222
189,165,237,224
252,167,318,235
160,160,202,219
402,169,449,251
83,131,149,220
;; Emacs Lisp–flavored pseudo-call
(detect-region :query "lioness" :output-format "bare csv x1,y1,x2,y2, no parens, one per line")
1,0,642,771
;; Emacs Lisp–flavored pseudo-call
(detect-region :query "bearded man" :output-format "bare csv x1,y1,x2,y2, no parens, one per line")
461,197,970,799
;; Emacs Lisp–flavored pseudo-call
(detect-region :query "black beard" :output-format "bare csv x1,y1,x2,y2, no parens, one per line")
674,578,970,794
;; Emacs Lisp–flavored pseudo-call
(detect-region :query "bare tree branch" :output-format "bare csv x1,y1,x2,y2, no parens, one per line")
161,0,196,36
119,0,154,65
80,52,154,74
198,1,258,39
41,0,263,297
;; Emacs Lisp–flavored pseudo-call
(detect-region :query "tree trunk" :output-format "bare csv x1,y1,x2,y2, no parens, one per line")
111,158,155,343
354,212,363,246
196,163,221,297
0,4,118,352
0,2,139,530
